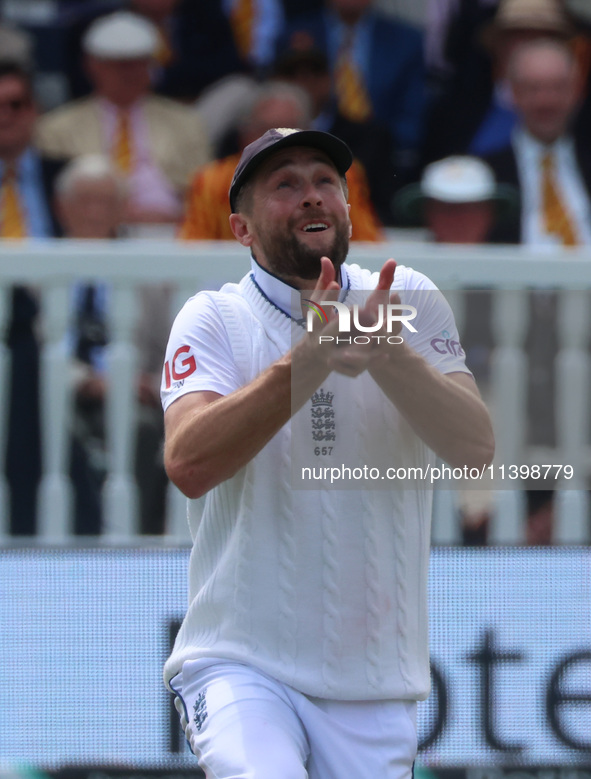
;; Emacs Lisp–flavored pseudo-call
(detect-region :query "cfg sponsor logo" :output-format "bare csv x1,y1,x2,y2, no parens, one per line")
430,329,464,357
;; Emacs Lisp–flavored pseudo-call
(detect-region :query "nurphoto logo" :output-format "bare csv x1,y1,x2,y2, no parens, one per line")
303,299,418,345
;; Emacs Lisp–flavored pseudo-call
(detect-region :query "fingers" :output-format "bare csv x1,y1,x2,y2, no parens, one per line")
369,258,396,306
304,257,396,376
313,257,340,300
376,258,396,293
358,258,397,327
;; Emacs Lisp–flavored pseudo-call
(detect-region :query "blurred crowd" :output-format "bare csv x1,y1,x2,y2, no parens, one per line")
1,0,589,542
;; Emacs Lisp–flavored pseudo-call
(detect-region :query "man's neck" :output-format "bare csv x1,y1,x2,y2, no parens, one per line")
526,126,568,147
97,93,141,110
254,257,343,292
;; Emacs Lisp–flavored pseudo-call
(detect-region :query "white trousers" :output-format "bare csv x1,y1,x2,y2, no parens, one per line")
170,658,418,779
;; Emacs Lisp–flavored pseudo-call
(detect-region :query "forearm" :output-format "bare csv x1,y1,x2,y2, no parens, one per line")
165,344,330,498
369,345,495,469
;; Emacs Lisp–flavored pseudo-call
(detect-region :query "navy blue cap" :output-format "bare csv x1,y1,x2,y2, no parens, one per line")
229,127,353,212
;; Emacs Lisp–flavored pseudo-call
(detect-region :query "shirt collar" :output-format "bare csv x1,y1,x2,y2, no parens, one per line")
514,127,572,159
250,255,350,320
98,96,143,118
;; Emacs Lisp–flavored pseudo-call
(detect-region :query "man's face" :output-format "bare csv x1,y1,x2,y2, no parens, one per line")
425,200,495,244
239,146,351,283
510,47,580,144
0,75,36,160
86,56,152,107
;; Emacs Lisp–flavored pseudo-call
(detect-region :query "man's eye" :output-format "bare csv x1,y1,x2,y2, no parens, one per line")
277,180,292,189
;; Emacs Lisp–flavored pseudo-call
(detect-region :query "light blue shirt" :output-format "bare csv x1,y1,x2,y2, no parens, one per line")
223,0,285,68
0,149,53,238
326,12,373,88
513,127,591,247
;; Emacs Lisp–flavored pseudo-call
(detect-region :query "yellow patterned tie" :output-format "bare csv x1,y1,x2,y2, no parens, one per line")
0,167,26,239
541,151,577,246
230,0,254,60
334,30,372,123
112,110,133,174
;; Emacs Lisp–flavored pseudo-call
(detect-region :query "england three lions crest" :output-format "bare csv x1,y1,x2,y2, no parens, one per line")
310,389,335,442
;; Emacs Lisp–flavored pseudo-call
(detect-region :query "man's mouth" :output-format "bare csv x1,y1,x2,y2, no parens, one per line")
302,222,330,233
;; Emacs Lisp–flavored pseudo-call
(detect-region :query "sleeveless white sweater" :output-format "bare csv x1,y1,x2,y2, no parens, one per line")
164,264,435,701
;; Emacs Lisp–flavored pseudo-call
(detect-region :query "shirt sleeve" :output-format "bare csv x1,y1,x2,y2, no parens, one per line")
396,268,472,376
160,292,243,412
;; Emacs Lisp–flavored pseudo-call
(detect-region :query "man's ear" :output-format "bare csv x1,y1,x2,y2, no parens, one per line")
229,212,254,246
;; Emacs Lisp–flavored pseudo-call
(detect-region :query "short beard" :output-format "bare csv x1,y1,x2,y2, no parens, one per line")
259,222,350,282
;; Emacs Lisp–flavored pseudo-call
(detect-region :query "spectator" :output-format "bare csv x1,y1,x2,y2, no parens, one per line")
36,11,211,227
394,155,518,244
525,490,554,544
0,63,63,239
393,155,518,390
59,0,245,102
485,37,590,246
55,153,171,534
0,63,101,534
484,37,590,534
223,0,286,72
0,63,62,535
423,0,576,163
394,156,519,546
179,80,384,242
273,42,398,224
277,0,426,183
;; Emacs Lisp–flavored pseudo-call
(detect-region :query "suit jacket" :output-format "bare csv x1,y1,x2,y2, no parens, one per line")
35,94,211,194
485,136,591,244
278,9,426,155
39,154,66,237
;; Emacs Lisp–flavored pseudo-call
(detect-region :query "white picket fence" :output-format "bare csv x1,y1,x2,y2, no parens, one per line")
0,238,590,546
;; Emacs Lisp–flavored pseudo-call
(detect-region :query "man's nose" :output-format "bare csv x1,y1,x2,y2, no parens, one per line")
300,182,323,208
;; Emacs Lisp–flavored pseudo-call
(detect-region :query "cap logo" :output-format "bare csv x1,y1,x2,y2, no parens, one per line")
275,128,299,137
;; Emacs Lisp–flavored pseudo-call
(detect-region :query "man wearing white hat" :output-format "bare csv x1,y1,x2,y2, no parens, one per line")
394,155,518,243
36,10,211,226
